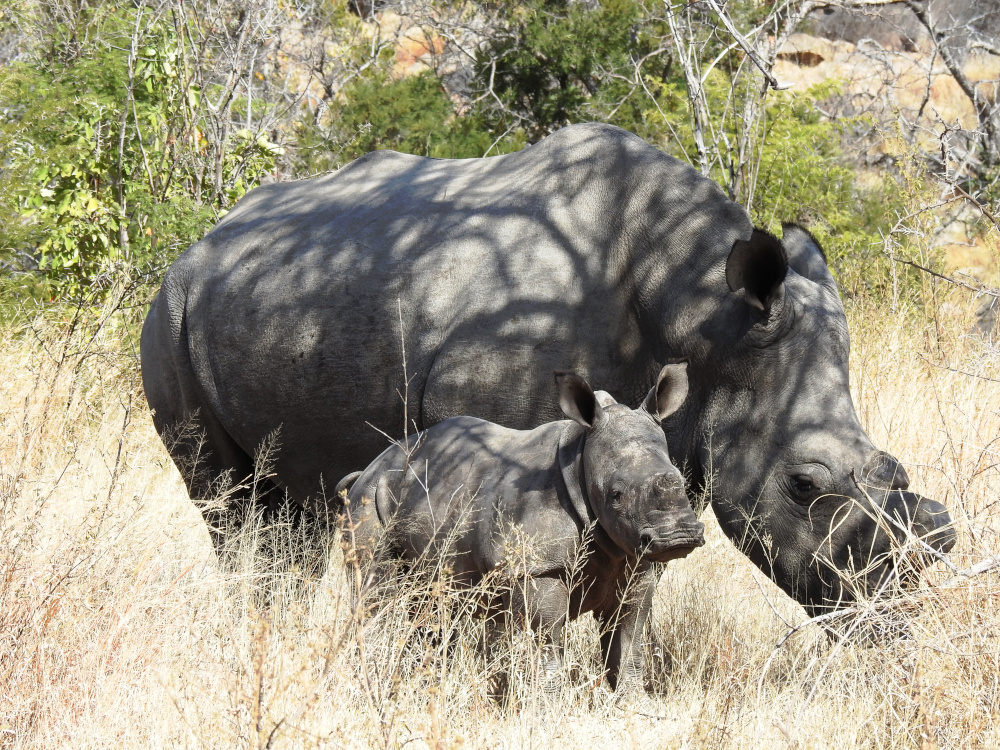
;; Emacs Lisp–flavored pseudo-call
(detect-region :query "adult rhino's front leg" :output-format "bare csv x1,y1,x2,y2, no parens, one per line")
597,564,657,693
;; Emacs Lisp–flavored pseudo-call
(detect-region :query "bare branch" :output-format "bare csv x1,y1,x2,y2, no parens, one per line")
885,253,1000,299
704,0,790,90
971,40,1000,57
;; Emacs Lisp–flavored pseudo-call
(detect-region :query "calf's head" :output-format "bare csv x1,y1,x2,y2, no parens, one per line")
556,365,705,562
690,224,956,615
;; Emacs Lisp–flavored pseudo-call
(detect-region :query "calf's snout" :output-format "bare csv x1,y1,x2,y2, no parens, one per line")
639,508,706,552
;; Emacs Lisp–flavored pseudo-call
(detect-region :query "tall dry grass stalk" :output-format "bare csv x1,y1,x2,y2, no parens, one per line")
1,286,998,749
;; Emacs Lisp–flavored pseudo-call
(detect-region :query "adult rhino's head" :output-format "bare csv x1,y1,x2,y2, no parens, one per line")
556,365,705,562
687,223,956,616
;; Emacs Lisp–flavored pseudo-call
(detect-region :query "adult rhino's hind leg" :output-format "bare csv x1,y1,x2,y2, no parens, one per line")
143,285,251,560
164,410,329,580
141,281,329,584
146,386,326,581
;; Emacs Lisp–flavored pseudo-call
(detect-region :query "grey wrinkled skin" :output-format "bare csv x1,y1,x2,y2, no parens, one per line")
341,367,704,692
140,122,956,615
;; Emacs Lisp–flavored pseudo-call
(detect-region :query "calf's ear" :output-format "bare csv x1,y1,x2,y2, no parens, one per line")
554,371,603,428
726,228,788,314
644,363,688,422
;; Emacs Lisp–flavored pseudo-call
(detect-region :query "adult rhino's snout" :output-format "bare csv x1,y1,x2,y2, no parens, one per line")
910,495,957,554
859,451,957,555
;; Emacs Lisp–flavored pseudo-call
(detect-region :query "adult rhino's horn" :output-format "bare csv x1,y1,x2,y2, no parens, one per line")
726,228,788,314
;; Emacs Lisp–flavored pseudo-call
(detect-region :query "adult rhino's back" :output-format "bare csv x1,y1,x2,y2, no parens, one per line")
141,122,745,540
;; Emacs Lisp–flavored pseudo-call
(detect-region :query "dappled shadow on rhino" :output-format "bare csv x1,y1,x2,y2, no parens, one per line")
707,226,956,616
140,122,955,625
338,367,703,695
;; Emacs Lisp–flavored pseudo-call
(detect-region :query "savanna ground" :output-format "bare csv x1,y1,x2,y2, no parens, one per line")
2,269,1000,749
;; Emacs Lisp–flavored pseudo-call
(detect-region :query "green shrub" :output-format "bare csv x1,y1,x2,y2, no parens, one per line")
472,0,640,141
333,70,504,162
0,4,280,300
0,0,939,307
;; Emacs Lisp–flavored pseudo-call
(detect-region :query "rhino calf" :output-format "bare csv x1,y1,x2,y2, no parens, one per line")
339,364,705,692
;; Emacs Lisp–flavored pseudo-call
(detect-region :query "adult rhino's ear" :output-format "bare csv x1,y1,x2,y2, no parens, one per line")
726,228,788,314
555,371,603,429
643,362,688,422
782,223,838,291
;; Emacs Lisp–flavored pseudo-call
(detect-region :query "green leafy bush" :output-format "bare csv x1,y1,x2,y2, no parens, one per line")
0,4,280,299
474,0,639,139
333,70,502,161
0,0,938,307
749,84,916,298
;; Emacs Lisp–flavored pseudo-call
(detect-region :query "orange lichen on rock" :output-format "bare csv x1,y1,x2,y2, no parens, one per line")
395,30,445,75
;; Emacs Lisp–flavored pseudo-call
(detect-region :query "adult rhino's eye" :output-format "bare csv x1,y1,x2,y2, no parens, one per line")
791,475,817,497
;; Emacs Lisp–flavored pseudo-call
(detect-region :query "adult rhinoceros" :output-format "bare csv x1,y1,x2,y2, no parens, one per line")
141,122,955,615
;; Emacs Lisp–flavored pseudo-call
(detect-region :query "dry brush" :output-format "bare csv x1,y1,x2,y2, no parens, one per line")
1,279,999,748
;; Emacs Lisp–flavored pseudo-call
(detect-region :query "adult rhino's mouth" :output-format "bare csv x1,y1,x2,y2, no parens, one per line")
639,523,706,562
800,491,959,623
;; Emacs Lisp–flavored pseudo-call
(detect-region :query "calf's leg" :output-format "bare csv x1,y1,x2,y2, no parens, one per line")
597,564,657,693
508,575,570,690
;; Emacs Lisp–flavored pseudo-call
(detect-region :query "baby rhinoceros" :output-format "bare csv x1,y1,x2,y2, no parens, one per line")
338,364,705,693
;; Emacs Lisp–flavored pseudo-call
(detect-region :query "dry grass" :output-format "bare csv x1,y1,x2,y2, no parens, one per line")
1,286,999,749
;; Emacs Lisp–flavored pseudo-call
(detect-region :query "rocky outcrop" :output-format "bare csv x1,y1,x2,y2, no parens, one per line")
774,33,999,143
775,30,999,276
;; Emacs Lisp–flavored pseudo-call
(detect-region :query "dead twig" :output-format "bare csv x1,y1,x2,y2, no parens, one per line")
760,553,999,665
703,0,790,91
917,355,1000,385
946,180,1000,234
885,253,1000,299
941,556,1000,586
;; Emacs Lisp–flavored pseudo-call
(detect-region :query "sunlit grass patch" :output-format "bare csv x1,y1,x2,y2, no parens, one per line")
1,290,998,748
